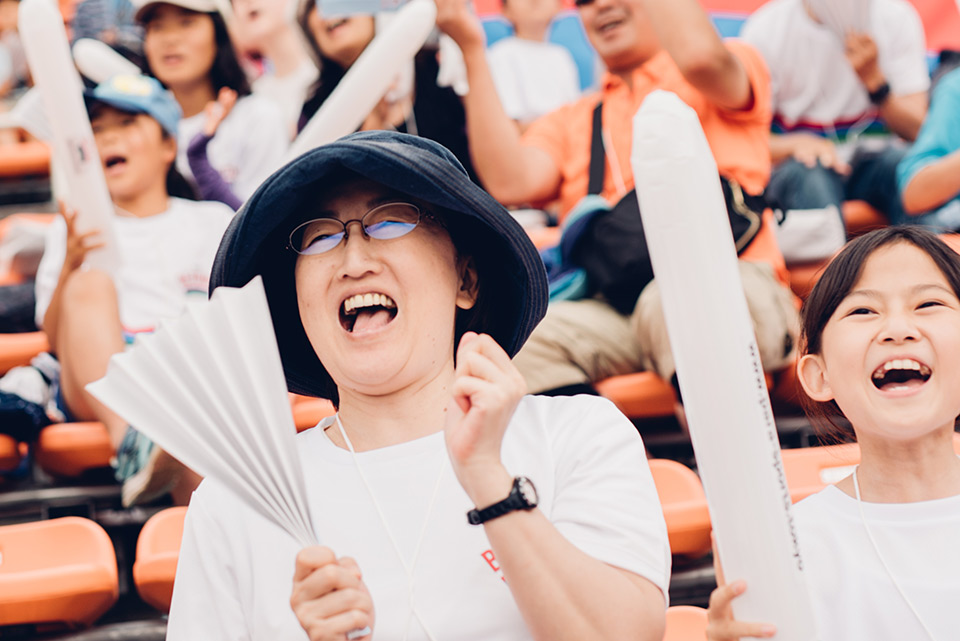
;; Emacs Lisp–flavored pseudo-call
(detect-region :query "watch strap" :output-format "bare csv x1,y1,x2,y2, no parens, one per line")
467,477,536,525
868,81,891,106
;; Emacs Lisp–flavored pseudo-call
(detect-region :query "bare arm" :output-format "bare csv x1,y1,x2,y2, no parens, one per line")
446,334,666,641
845,33,927,141
638,0,753,111
876,91,927,142
435,0,561,205
901,150,960,214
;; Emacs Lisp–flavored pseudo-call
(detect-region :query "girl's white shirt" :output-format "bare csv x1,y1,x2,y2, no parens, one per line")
33,197,234,333
793,484,960,641
166,394,671,641
177,93,289,202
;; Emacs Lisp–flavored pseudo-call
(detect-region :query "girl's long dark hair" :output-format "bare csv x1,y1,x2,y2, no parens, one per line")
799,226,960,441
296,0,349,129
141,8,251,97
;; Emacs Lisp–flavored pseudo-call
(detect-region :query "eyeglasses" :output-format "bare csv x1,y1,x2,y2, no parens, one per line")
288,202,430,256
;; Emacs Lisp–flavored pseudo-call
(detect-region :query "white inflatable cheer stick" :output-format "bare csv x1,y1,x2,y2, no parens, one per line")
631,91,819,640
72,39,141,84
285,0,436,161
19,0,118,273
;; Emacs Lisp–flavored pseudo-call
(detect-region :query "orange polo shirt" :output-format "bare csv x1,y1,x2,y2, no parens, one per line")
522,40,788,285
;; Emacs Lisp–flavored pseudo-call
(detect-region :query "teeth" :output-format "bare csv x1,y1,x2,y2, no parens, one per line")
343,293,396,314
872,358,931,379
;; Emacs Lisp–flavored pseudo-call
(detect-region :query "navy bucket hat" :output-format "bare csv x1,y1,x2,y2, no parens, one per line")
209,131,549,399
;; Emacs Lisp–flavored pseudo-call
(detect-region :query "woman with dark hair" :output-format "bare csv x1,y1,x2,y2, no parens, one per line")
708,226,960,641
133,0,288,202
296,2,478,182
165,131,669,640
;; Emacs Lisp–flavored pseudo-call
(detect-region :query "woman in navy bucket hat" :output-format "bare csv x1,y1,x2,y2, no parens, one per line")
168,131,670,641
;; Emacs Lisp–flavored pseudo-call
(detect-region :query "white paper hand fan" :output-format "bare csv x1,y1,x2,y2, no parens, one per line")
631,91,820,640
72,39,141,84
806,0,874,41
87,277,318,549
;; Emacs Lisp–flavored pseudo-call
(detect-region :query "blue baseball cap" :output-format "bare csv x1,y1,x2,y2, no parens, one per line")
210,131,549,399
84,74,182,137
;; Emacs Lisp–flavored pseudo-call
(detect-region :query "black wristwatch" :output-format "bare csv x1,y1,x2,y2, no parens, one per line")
868,81,891,106
467,477,539,525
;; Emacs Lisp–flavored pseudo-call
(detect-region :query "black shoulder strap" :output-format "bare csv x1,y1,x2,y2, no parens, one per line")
587,101,605,196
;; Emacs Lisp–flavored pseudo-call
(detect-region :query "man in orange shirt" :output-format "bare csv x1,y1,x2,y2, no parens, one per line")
437,0,798,396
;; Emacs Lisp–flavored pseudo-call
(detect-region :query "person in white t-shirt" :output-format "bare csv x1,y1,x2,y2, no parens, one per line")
33,74,234,506
167,131,671,641
229,0,317,137
707,226,960,641
740,0,930,263
486,0,581,129
134,0,289,204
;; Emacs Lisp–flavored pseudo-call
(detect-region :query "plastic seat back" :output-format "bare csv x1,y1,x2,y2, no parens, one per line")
649,459,712,558
133,506,188,613
34,422,114,478
780,443,861,503
0,517,118,628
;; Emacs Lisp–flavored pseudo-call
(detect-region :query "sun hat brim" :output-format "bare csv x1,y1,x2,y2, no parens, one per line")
209,131,548,399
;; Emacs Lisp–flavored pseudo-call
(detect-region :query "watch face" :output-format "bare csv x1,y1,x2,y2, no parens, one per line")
518,477,538,506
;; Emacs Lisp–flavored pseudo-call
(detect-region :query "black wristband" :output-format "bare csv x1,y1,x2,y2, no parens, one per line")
868,82,891,106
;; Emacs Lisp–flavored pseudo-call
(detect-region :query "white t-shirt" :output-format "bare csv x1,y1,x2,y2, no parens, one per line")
166,394,671,640
34,197,233,333
252,59,319,138
793,485,960,641
177,93,289,202
487,37,581,125
740,0,929,131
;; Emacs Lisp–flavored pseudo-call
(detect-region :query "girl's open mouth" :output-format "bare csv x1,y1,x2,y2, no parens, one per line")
103,154,127,173
339,292,398,334
871,358,931,392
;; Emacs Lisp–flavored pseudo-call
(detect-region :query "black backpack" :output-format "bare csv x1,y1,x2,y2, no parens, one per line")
570,101,767,315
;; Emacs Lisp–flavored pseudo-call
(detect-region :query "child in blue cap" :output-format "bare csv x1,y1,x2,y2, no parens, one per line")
33,73,235,506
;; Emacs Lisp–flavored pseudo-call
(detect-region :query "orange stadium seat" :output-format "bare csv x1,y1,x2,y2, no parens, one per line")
525,225,561,251
649,459,712,558
780,442,861,503
0,434,22,472
0,141,51,178
133,507,187,613
664,605,709,641
596,372,677,419
0,331,49,375
34,422,113,477
292,396,337,432
0,517,118,629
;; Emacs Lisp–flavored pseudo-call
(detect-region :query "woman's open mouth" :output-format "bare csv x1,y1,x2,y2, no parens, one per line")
871,358,932,392
339,292,398,334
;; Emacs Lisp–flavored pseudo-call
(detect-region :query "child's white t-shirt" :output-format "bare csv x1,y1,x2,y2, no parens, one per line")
34,197,234,334
487,36,581,125
252,59,319,137
177,93,289,202
166,394,671,640
740,0,929,130
793,484,960,641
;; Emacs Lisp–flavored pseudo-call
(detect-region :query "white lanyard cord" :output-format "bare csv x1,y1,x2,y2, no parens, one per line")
335,414,443,641
852,466,938,641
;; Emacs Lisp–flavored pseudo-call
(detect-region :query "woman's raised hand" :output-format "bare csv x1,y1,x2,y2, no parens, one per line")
201,87,238,138
445,332,526,501
59,201,104,275
291,546,375,641
434,0,486,54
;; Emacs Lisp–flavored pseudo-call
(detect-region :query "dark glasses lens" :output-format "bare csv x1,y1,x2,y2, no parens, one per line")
289,203,423,256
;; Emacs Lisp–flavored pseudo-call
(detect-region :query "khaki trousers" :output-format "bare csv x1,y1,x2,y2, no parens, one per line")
514,261,799,394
